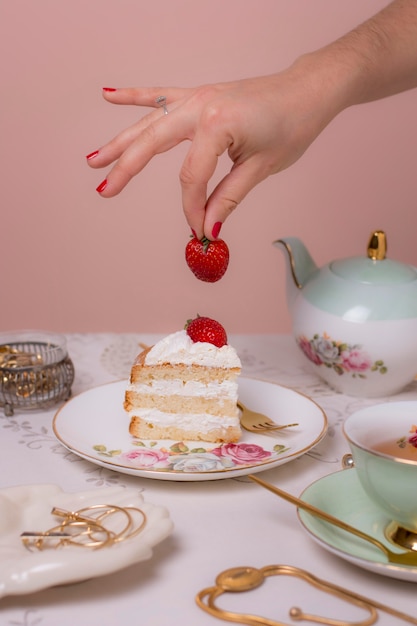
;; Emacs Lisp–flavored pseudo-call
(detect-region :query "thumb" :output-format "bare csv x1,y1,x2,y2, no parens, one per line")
203,159,268,239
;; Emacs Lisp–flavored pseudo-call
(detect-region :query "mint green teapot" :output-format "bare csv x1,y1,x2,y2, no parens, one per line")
274,231,417,397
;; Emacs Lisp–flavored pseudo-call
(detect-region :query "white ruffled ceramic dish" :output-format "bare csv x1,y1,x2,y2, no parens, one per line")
53,378,327,481
0,484,173,598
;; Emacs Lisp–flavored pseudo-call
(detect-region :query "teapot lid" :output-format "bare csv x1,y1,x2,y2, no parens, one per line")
330,231,417,284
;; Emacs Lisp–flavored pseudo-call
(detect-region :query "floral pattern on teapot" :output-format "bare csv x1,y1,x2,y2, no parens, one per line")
297,332,387,378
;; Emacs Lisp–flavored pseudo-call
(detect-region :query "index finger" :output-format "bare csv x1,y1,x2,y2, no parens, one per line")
101,86,195,107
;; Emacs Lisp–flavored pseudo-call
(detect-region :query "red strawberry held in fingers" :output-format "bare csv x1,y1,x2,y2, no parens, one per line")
185,315,228,348
185,236,229,282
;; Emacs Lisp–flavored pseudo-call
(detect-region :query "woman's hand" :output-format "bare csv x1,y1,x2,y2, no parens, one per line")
87,1,417,239
87,69,335,239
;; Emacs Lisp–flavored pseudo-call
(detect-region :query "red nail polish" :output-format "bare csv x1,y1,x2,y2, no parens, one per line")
191,229,197,239
212,221,223,239
96,179,108,193
86,150,99,160
102,87,116,92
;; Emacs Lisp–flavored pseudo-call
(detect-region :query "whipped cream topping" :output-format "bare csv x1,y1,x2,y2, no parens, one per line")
144,330,241,368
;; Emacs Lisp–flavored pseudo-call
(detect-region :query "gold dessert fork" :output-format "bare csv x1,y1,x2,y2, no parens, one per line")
249,474,417,567
238,401,299,432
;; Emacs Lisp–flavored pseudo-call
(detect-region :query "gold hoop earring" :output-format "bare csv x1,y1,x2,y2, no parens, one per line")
21,503,147,552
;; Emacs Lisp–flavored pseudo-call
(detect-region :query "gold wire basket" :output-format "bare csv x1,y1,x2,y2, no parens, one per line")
0,331,74,416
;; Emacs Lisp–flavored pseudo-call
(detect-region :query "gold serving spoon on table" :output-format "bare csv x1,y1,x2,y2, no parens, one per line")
238,401,299,432
249,474,417,567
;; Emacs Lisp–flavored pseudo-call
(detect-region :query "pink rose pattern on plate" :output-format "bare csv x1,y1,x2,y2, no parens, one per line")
93,440,290,473
296,332,387,378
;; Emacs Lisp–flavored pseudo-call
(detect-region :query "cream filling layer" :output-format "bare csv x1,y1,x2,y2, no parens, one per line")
127,379,238,399
128,408,240,432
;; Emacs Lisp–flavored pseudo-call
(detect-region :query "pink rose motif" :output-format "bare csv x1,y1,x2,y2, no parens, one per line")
297,336,322,365
295,332,386,378
340,349,372,373
212,442,272,465
121,447,170,468
408,434,417,448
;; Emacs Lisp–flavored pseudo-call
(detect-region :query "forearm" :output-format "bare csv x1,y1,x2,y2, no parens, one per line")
294,0,417,119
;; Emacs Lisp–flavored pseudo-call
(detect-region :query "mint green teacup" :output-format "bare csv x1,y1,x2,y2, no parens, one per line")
343,401,417,533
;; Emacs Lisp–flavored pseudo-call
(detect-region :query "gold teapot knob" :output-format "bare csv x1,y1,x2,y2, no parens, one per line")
367,230,387,261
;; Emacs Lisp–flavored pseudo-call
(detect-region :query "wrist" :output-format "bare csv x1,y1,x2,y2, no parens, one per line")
292,46,365,118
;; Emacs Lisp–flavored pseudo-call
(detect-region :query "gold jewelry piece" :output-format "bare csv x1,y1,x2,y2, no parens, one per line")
51,506,100,525
21,520,113,551
53,504,147,542
21,503,147,552
21,531,72,552
196,565,417,626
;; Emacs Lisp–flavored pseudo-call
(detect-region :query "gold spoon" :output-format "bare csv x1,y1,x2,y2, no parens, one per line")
249,474,417,567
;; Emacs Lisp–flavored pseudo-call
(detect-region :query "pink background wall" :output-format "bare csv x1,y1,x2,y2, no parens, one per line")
1,0,416,335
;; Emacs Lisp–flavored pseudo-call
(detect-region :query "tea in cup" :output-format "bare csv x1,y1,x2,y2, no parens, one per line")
343,401,417,534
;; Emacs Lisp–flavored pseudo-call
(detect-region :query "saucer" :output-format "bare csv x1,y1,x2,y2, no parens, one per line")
0,484,173,598
298,469,417,582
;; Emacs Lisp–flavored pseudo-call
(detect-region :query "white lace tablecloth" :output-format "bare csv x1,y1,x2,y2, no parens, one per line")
1,333,416,626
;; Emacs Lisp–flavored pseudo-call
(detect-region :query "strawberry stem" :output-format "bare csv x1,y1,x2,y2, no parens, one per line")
201,237,211,254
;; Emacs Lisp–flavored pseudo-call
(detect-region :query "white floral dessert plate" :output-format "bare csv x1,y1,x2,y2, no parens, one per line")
53,377,327,482
298,469,417,582
0,483,173,598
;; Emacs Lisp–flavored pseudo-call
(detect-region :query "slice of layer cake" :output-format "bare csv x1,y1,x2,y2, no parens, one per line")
124,317,242,443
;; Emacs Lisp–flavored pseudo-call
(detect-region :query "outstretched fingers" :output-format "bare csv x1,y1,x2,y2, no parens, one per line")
87,86,194,187
86,110,159,169
91,104,194,197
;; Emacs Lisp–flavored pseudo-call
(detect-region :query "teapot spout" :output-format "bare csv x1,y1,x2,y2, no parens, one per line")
273,238,318,310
